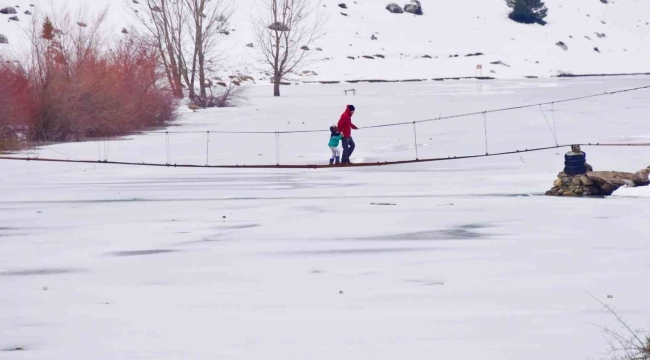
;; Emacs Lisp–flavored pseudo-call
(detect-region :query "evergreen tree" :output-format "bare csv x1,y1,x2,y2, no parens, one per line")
506,0,548,25
41,17,55,40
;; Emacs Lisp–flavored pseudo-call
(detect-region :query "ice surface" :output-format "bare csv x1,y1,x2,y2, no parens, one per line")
1,77,650,359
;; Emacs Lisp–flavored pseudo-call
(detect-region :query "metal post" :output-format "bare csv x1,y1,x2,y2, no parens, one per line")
275,132,280,165
412,121,419,160
165,131,170,165
482,111,489,155
206,131,210,165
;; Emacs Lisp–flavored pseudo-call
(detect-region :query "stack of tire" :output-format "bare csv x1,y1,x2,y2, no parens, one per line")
564,151,587,175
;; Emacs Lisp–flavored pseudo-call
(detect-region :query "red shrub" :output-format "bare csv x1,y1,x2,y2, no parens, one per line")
0,10,177,150
0,64,37,151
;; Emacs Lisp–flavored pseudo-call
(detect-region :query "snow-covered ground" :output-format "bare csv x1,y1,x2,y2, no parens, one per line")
1,0,649,81
2,77,650,359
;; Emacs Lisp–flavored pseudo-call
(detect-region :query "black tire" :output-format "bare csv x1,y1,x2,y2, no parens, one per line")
564,166,587,176
565,159,586,167
565,152,586,161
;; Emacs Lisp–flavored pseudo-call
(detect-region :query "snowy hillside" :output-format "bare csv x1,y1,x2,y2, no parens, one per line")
1,0,649,81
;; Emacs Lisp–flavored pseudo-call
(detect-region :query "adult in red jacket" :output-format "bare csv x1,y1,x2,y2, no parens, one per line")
337,104,358,164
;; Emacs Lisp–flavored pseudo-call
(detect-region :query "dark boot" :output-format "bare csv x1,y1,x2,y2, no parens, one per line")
329,158,334,165
335,156,340,165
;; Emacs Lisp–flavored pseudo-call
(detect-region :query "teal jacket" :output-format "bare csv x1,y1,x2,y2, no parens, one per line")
328,134,343,147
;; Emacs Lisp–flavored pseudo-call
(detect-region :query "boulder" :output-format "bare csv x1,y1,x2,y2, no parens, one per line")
0,34,8,44
268,22,290,31
300,45,310,51
0,7,17,14
404,0,423,15
547,167,650,197
9,16,19,21
386,3,403,14
338,3,347,9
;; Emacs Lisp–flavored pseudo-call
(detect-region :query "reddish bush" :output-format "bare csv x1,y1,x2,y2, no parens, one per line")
0,10,177,151
0,64,36,151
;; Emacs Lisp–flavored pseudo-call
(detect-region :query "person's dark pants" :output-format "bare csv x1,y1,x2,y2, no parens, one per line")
341,137,356,163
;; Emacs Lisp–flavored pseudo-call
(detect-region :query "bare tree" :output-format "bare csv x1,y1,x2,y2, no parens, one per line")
182,0,233,104
590,294,650,360
253,0,323,97
127,0,233,103
127,0,187,98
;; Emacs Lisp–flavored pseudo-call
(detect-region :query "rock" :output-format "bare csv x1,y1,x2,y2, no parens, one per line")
0,7,17,14
585,163,593,172
546,166,650,197
594,47,600,53
404,0,423,15
237,75,255,82
0,34,8,44
9,16,19,21
556,41,568,51
347,56,355,60
362,55,375,59
121,28,129,34
338,3,347,9
268,22,290,31
246,43,254,48
315,47,323,51
582,171,649,196
77,22,87,27
490,60,510,67
579,175,594,186
300,45,310,51
24,10,32,15
386,3,403,14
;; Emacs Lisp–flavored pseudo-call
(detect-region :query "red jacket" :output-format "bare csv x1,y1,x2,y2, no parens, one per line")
337,109,358,138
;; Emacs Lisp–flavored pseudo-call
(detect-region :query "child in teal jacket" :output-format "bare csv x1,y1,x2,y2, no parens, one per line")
328,125,342,165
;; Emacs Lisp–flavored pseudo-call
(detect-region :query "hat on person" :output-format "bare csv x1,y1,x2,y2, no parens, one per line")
347,104,356,111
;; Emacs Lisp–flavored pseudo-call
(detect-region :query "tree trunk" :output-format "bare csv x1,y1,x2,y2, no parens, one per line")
273,74,281,97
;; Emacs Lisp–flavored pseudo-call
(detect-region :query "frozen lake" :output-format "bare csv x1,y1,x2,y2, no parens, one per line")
1,77,650,359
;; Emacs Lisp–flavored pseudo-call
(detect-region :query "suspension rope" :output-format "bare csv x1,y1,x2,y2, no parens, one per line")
551,102,558,145
540,104,559,146
3,143,649,170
